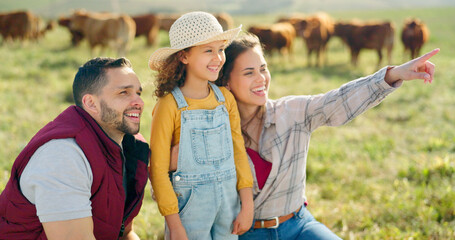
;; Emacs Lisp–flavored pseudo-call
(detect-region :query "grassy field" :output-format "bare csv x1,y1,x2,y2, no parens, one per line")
1,7,454,239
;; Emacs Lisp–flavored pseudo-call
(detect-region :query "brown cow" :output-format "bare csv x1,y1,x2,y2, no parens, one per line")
157,14,179,31
0,10,34,42
158,13,234,32
334,20,395,66
277,15,306,36
290,13,334,67
401,18,429,59
248,22,296,55
58,16,84,46
30,16,55,41
69,10,136,56
132,13,160,46
214,13,234,31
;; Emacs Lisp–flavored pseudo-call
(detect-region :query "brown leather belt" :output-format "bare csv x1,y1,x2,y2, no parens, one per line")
253,207,301,229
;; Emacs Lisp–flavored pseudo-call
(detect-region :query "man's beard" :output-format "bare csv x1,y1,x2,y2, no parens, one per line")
100,100,140,136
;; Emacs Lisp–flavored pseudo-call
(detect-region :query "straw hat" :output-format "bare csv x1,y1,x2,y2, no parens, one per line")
148,11,242,70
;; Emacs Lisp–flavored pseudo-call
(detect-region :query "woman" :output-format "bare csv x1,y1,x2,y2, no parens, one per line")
214,33,438,239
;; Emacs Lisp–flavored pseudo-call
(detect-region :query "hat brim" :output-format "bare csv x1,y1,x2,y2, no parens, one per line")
148,25,242,71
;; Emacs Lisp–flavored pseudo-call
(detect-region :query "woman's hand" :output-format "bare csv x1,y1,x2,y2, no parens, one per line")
169,144,179,172
385,48,440,85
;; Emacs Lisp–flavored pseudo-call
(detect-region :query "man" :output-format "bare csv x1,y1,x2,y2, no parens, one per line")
0,57,149,240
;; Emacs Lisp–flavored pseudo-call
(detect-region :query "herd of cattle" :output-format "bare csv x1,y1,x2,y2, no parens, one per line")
0,10,429,66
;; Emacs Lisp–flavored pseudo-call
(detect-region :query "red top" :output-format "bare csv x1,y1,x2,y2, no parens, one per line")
247,148,272,190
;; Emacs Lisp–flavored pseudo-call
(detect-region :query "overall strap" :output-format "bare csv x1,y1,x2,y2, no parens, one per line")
171,86,188,109
209,82,225,103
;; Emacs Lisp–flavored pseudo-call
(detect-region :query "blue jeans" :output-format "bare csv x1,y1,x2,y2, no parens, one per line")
239,205,342,240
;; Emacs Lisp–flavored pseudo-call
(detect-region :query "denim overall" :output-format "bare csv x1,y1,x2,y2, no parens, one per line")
169,82,240,240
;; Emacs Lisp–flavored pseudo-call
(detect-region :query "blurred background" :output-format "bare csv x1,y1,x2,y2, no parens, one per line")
1,0,455,16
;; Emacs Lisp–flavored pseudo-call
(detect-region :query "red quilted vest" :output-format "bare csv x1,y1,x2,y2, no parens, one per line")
0,106,149,240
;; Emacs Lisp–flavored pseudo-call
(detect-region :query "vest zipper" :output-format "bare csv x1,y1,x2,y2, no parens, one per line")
118,190,143,238
118,150,145,239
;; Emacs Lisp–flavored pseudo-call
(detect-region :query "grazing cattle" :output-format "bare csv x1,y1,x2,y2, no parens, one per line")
290,13,334,67
401,18,429,59
58,16,84,46
0,10,34,42
214,13,234,31
277,15,307,36
132,13,160,46
157,14,179,31
248,22,296,55
69,10,136,56
31,17,55,40
158,13,233,32
334,20,395,66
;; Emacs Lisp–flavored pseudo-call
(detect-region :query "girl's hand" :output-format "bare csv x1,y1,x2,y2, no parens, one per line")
165,214,188,240
385,48,440,85
232,206,254,235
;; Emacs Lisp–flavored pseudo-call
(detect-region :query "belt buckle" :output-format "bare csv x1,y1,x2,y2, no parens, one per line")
265,216,279,229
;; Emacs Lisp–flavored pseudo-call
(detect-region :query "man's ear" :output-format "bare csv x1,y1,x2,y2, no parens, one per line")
81,94,99,114
179,51,189,65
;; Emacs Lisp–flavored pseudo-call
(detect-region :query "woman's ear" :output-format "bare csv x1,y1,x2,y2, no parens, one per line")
225,82,231,90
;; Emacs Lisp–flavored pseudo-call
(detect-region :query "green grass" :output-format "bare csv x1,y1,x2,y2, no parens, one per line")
1,7,454,239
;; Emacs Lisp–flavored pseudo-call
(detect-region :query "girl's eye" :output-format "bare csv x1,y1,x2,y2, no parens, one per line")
205,49,212,53
218,48,224,52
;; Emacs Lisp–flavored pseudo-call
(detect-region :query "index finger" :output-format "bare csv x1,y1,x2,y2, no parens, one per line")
415,48,440,63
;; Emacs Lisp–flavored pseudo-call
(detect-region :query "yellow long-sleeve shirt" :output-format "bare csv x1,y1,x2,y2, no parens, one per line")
149,85,253,216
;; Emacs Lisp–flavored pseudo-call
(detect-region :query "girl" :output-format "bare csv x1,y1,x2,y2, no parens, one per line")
148,12,254,240
215,33,438,239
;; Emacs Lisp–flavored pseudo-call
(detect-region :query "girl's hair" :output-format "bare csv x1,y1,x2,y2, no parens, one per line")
216,33,266,148
154,49,188,98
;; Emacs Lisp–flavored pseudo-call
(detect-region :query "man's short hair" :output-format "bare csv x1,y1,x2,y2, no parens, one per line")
73,57,132,107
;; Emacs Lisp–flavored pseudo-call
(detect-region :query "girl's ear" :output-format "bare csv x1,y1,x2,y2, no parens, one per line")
178,51,189,64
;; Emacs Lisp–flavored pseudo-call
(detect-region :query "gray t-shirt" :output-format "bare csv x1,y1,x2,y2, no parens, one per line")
19,138,93,223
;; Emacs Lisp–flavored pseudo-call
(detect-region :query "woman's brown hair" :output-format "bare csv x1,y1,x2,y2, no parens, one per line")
216,33,266,148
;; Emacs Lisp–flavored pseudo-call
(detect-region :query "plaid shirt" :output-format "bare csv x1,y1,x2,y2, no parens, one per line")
250,67,401,219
